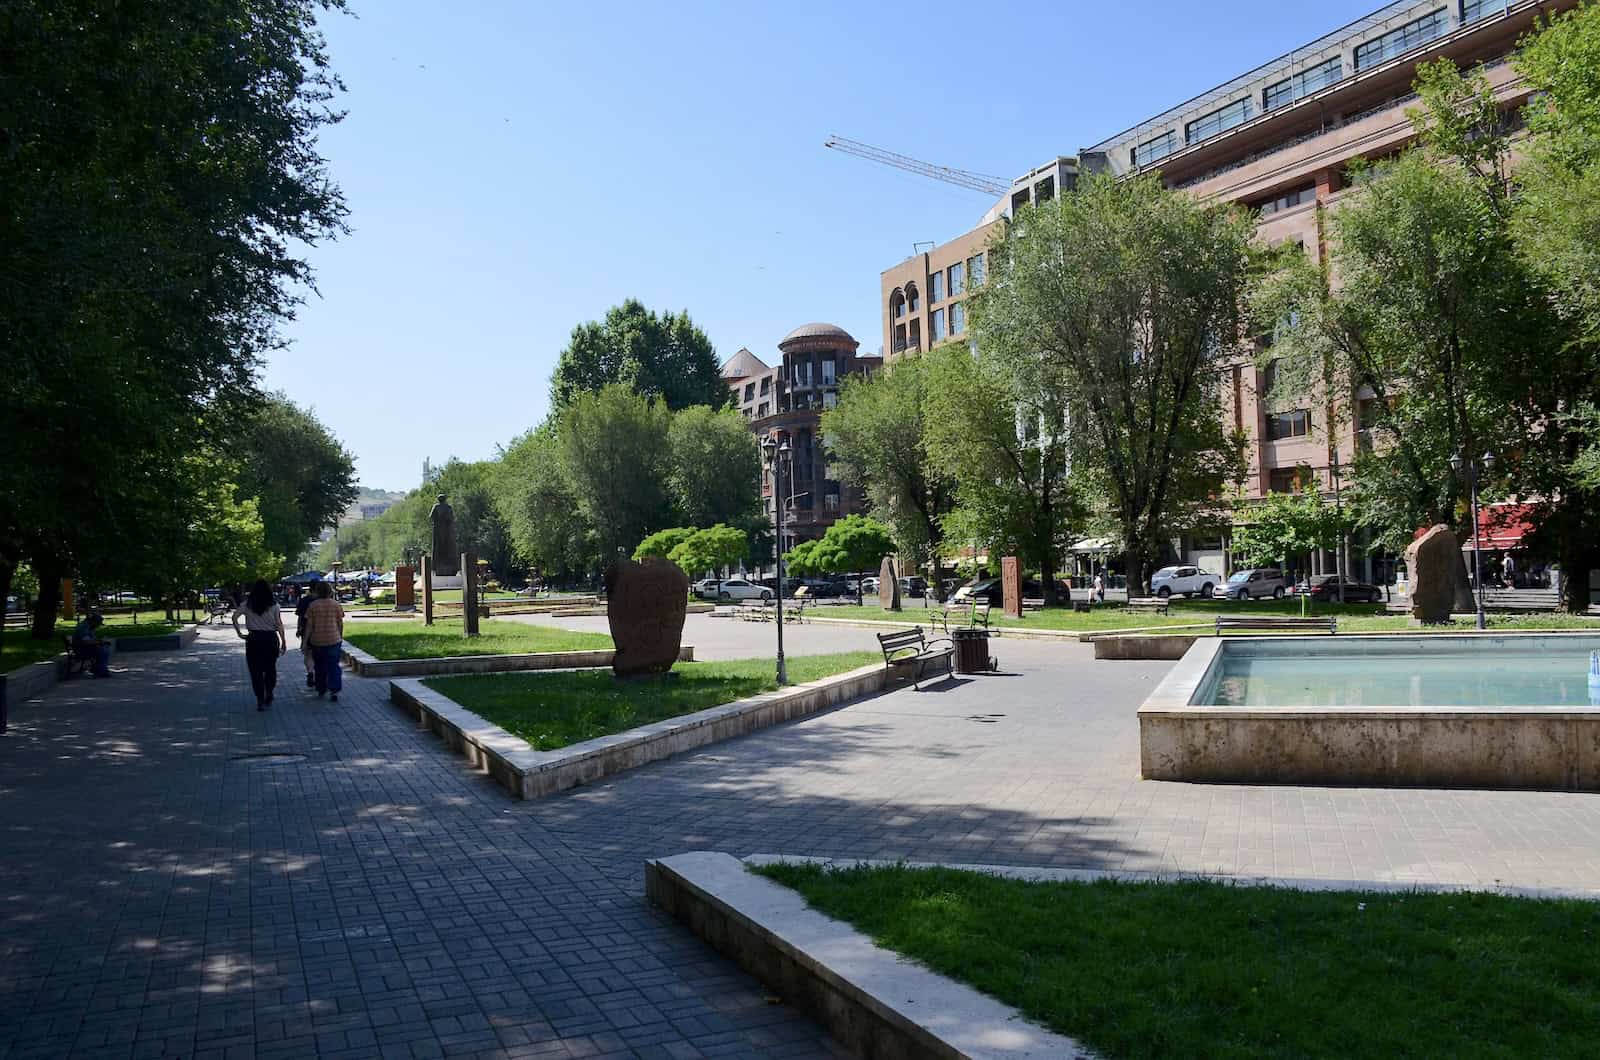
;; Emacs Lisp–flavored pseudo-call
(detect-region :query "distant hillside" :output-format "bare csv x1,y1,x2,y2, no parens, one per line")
356,486,405,502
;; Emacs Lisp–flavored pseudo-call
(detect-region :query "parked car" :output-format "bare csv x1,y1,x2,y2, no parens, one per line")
953,577,1047,605
1295,574,1385,603
795,577,846,598
859,577,880,596
691,578,721,599
709,577,772,602
1224,567,1288,600
1149,565,1219,599
898,576,928,598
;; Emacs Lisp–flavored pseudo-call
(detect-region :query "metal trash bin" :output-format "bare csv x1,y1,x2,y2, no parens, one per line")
952,628,990,674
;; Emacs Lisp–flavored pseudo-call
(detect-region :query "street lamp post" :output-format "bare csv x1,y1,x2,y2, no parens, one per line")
761,433,792,685
1450,450,1496,630
1331,448,1345,605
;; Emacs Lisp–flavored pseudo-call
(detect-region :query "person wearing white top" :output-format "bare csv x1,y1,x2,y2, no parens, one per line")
234,579,287,710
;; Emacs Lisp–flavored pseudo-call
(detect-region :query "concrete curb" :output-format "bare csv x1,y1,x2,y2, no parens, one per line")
342,641,693,678
1092,634,1202,659
112,626,200,653
803,614,1084,643
646,851,1089,1059
388,662,888,799
741,852,1600,902
2,624,199,713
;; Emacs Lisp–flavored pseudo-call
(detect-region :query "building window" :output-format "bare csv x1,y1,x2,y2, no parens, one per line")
760,376,770,394
931,271,945,302
1261,360,1280,399
823,491,840,511
1266,409,1310,441
894,324,907,353
1354,8,1448,70
931,308,946,342
757,402,769,417
1268,468,1301,493
890,288,906,319
950,302,965,335
906,283,919,311
949,261,965,296
1134,130,1178,166
821,357,836,385
1263,56,1343,111
1256,184,1316,217
1463,0,1508,22
968,253,985,287
793,361,811,387
1185,97,1253,145
743,383,755,402
908,318,921,349
823,391,837,409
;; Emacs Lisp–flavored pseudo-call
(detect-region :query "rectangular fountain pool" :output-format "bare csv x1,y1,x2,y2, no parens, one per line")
1140,634,1600,791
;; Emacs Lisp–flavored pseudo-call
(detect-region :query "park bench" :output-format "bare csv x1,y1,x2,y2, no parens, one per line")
738,600,772,622
1215,615,1337,635
61,636,93,677
877,627,955,689
928,601,992,634
1072,598,1092,613
1125,596,1170,616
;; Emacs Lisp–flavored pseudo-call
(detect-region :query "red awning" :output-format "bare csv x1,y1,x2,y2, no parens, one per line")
1465,502,1536,551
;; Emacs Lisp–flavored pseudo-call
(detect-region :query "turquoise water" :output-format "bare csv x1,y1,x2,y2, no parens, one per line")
1209,649,1600,707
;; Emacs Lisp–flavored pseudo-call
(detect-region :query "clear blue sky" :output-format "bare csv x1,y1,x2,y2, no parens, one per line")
266,0,1380,491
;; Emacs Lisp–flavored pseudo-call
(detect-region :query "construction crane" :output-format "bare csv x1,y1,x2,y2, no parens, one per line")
823,134,1010,197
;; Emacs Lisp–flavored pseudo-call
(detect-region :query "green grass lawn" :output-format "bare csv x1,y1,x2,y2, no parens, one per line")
1,620,187,672
426,652,879,750
820,598,1600,635
758,862,1600,1059
343,618,613,660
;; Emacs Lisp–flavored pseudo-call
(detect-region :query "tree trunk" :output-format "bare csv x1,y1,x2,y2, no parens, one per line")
1040,552,1058,607
1559,531,1593,615
31,563,61,640
1452,549,1477,613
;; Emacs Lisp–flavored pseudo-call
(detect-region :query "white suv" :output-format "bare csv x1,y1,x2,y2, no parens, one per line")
1150,565,1218,599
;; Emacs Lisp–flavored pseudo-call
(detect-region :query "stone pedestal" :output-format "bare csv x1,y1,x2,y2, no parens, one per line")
462,552,480,637
394,565,415,611
1001,556,1023,620
878,557,900,611
420,555,435,626
606,558,689,676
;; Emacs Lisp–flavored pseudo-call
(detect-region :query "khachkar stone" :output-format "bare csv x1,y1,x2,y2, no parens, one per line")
878,556,900,611
1406,524,1460,624
1001,556,1023,619
394,565,415,611
606,557,689,677
430,494,458,576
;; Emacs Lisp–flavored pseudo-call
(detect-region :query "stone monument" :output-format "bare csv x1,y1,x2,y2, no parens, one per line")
1405,524,1460,624
1001,556,1023,619
606,557,689,677
878,556,900,611
394,565,415,611
430,494,458,577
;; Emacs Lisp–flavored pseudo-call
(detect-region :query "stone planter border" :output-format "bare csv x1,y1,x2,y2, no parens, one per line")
1,625,199,716
343,641,693,678
645,851,1088,1059
388,662,886,800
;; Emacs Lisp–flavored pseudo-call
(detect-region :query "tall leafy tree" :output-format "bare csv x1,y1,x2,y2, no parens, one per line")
667,406,762,529
0,0,348,633
667,524,747,578
550,300,728,412
633,527,696,562
492,424,596,577
969,174,1251,595
820,357,955,586
558,385,674,561
922,342,1079,605
1230,485,1350,574
235,393,359,573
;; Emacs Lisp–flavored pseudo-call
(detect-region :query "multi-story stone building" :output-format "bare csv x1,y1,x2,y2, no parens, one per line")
722,324,882,552
879,0,1574,580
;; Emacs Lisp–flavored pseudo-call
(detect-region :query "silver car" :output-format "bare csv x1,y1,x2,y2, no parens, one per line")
1225,568,1288,600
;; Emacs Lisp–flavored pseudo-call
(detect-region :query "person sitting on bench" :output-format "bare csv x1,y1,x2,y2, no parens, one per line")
72,611,113,678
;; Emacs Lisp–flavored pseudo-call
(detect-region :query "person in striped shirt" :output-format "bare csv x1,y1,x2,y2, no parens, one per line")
302,580,345,702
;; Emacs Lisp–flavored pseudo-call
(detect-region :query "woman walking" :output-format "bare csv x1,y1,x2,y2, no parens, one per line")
234,579,287,710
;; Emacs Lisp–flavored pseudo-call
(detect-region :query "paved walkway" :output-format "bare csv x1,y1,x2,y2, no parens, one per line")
7,620,1600,1058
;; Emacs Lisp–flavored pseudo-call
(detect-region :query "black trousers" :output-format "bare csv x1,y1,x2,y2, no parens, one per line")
245,631,279,702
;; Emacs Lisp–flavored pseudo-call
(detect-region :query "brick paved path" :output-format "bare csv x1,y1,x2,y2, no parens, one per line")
0,630,847,1059
7,621,1600,1058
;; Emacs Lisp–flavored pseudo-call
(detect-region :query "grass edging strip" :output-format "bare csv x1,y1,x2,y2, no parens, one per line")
388,661,887,799
343,641,694,678
645,851,1089,1059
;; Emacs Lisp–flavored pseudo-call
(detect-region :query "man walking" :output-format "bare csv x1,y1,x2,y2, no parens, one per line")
302,580,345,702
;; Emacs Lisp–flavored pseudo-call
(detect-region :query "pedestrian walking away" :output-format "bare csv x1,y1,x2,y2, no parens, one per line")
1093,571,1106,605
295,582,318,688
302,579,345,701
234,579,287,710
